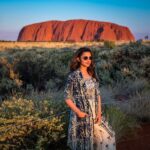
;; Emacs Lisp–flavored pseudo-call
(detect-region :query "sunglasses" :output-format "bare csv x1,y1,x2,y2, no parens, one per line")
82,56,93,60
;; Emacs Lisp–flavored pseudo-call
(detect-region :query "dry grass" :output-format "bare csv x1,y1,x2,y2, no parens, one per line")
142,40,150,46
0,41,130,51
0,41,101,51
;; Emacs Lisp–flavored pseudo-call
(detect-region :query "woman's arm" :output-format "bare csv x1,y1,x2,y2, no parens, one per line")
64,73,88,118
95,79,102,124
65,99,89,118
95,95,102,123
97,95,102,115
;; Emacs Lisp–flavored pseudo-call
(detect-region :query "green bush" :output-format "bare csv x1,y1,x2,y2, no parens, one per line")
103,105,140,142
0,43,149,97
0,43,149,148
0,57,22,99
118,90,150,123
14,49,73,91
0,97,69,149
0,116,65,149
104,41,116,49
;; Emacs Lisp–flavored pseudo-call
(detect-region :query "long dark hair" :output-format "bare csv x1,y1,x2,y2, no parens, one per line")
70,47,99,82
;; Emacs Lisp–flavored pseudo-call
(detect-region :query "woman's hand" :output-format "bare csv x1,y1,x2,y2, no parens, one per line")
95,113,102,124
77,111,89,118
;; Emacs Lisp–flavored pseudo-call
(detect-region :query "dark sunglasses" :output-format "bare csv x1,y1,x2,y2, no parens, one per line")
83,56,92,60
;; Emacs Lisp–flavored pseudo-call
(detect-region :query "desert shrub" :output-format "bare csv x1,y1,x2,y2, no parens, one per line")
103,105,140,142
0,49,73,97
99,69,113,85
118,90,150,123
0,96,69,119
0,117,65,149
104,41,116,49
0,78,18,100
0,43,149,103
119,41,149,60
0,97,69,149
108,43,150,82
0,58,20,100
13,49,73,91
140,56,150,81
0,91,147,148
129,40,142,48
111,78,149,99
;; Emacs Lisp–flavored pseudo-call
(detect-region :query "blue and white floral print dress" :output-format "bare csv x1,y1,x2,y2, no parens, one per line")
64,68,116,150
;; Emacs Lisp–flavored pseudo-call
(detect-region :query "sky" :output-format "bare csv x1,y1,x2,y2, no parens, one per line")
0,0,150,41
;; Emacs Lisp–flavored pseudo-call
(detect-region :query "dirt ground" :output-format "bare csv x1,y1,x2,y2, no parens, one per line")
117,123,150,150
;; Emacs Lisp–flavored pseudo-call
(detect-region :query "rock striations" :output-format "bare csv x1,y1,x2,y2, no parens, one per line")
17,19,135,42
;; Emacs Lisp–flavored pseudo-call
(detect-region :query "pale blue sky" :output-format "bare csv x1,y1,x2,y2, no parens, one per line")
0,0,150,40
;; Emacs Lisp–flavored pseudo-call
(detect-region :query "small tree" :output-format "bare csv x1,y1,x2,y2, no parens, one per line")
144,35,148,40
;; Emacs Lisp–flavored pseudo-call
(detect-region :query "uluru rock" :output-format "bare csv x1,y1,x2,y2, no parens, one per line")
17,19,135,42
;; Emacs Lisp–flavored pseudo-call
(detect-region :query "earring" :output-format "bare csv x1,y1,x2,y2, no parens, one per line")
77,58,80,62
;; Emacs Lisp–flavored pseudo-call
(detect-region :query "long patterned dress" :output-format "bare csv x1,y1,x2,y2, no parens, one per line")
64,69,116,150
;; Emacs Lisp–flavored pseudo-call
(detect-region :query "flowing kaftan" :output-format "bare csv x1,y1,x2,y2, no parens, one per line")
64,68,116,150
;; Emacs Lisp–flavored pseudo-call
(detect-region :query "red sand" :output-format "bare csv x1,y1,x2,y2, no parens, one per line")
117,123,150,150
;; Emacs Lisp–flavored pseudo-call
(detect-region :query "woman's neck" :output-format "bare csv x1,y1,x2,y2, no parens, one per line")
79,66,88,73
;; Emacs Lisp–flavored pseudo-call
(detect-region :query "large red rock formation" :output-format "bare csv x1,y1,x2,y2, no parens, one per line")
17,19,135,42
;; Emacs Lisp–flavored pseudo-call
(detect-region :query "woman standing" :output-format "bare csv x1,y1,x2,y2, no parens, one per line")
64,47,116,150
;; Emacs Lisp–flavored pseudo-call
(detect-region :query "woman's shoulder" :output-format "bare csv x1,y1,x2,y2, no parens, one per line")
66,70,81,83
66,70,77,79
68,69,79,76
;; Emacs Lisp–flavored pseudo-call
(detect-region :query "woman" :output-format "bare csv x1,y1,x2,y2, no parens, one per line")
64,47,116,150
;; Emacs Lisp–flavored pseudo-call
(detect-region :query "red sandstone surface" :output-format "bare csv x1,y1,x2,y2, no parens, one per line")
117,123,150,150
17,19,135,42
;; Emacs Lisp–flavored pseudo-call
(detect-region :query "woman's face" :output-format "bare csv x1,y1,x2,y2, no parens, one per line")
78,52,92,68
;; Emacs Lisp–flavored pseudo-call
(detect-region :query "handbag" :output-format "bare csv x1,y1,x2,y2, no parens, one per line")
93,116,116,150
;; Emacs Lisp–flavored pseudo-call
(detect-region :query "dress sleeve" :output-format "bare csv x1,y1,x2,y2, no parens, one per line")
64,73,74,100
95,81,101,97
